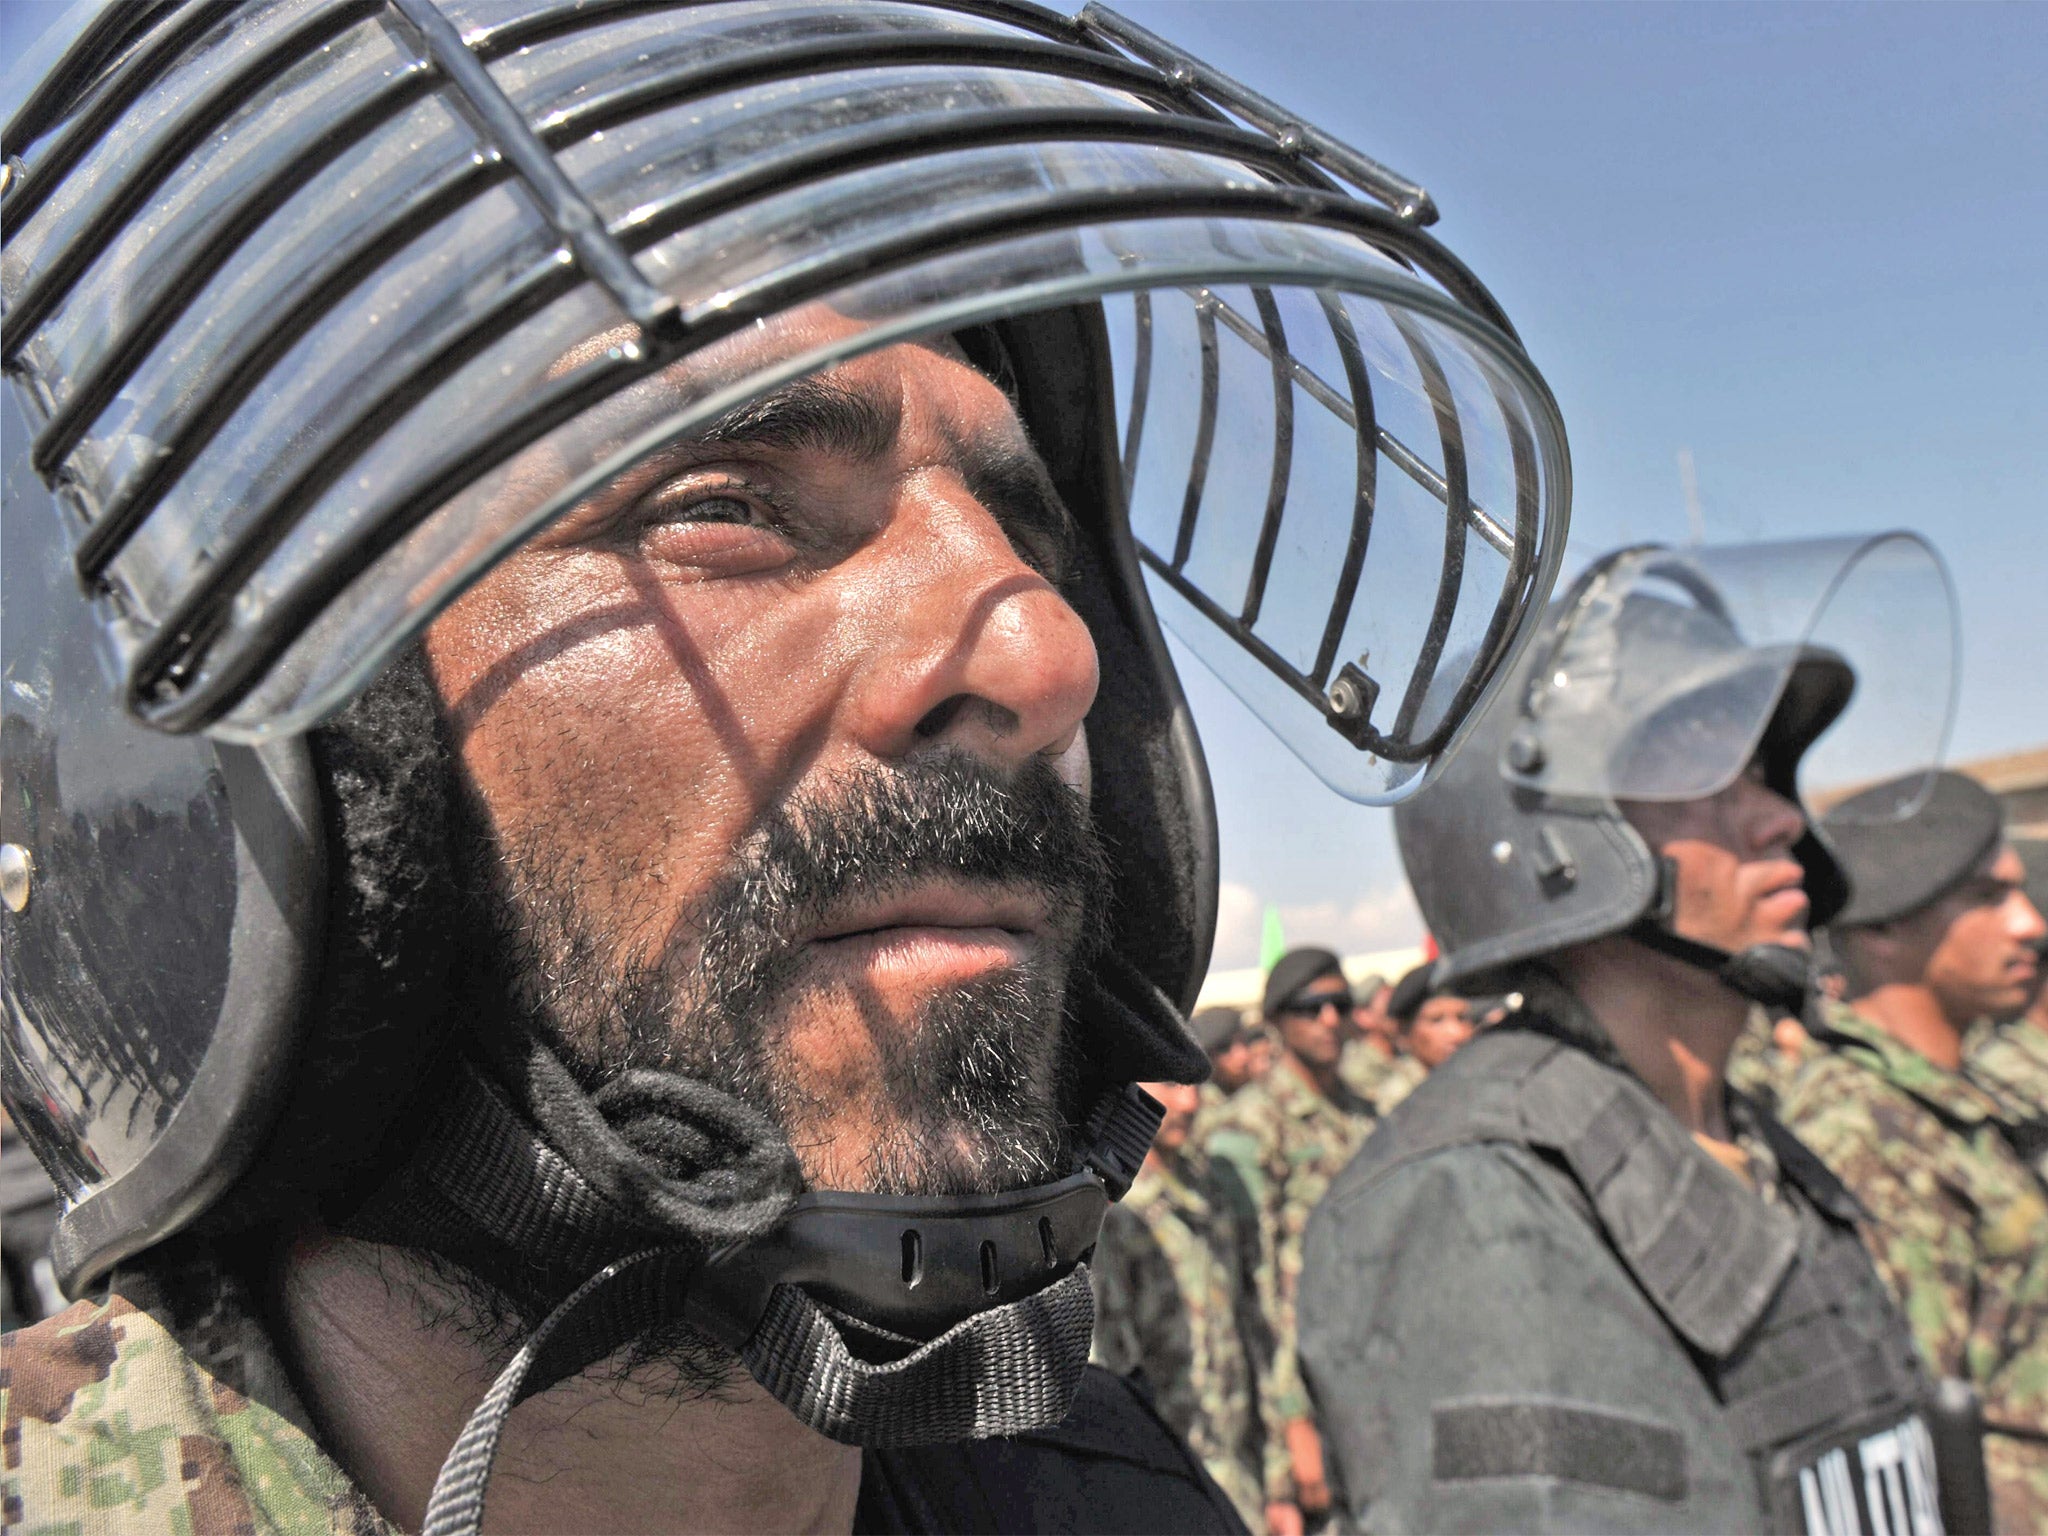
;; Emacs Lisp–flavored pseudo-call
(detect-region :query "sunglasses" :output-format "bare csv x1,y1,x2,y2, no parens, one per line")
1279,992,1355,1018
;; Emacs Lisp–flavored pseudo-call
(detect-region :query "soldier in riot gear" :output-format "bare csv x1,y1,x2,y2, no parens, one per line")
1298,536,1985,1533
0,3,1569,1532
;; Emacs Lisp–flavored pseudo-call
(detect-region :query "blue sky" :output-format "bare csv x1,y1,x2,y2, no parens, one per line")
4,0,2041,971
1116,0,2048,968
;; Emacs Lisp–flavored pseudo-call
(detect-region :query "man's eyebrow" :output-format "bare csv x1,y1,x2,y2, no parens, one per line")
689,374,899,461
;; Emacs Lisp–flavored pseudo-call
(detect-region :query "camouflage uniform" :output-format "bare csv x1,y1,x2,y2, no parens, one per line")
1367,1054,1426,1118
1780,1001,2048,1533
1091,1148,1286,1527
5,1254,1251,1536
1336,1039,1393,1106
1724,1005,1817,1117
1202,1057,1375,1426
1968,1016,2048,1184
0,1256,393,1535
1969,1016,2048,1115
1188,1080,1238,1155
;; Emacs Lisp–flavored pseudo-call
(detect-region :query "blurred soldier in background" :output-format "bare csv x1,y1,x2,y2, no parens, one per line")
1372,963,1476,1116
1337,975,1394,1104
1966,832,2048,1152
1244,1024,1281,1084
1093,1081,1298,1536
1195,1006,1262,1098
1205,948,1377,1528
1300,537,1971,1533
1191,1004,1262,1154
1782,771,2048,1531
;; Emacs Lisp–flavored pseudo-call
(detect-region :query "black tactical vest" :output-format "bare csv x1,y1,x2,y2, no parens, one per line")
1352,1025,1944,1536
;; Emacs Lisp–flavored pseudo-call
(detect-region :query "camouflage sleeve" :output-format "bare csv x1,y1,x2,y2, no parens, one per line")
0,1292,393,1536
1204,1112,1282,1317
1089,1206,1149,1381
1213,1159,1293,1503
1267,1146,1323,1427
1779,1058,1975,1382
1088,1205,1201,1442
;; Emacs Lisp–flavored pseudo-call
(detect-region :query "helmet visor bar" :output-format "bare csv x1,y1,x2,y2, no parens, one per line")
3,0,1567,785
1128,287,1535,738
1120,276,1561,802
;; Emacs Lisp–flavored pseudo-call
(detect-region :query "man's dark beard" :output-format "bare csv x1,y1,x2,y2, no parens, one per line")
483,750,1112,1197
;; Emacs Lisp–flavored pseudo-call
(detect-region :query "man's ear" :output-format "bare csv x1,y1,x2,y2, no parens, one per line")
1846,915,1928,984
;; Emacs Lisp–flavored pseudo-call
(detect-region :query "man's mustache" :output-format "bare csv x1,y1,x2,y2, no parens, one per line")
691,749,1111,972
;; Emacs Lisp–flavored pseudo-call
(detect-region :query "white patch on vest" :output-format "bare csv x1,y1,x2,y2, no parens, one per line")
1797,1415,1944,1536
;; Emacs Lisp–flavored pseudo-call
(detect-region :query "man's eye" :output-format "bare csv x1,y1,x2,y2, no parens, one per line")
632,479,778,530
677,493,760,525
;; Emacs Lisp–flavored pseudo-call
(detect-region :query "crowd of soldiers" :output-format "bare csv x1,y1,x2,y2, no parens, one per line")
1091,777,2048,1534
1090,948,1483,1532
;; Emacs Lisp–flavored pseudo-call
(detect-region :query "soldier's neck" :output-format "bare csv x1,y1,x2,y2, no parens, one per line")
1554,937,1745,1141
1282,1047,1344,1103
1849,983,1967,1072
270,1226,861,1535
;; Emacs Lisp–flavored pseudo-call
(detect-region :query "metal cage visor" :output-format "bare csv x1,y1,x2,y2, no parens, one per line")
1502,533,1958,819
1,0,1567,802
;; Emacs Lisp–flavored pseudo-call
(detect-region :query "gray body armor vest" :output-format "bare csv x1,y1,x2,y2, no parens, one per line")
1321,1026,1943,1535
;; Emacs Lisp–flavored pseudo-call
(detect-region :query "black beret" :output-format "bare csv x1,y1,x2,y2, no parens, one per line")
1823,770,2004,928
1191,1006,1249,1055
1387,963,1436,1025
1263,947,1347,1019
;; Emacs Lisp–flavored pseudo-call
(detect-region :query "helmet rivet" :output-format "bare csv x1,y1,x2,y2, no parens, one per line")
1506,731,1546,774
1327,676,1363,719
1552,670,1570,689
1490,840,1514,865
0,844,31,914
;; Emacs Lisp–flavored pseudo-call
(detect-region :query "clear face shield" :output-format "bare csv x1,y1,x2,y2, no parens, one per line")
1500,533,1959,819
1,0,1567,803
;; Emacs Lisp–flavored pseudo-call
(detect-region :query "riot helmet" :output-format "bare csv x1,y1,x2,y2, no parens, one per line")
1396,535,1958,1012
1,0,1570,1499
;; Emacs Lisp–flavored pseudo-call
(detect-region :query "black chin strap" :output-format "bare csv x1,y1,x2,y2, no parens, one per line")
412,1079,1162,1536
1626,920,1813,1016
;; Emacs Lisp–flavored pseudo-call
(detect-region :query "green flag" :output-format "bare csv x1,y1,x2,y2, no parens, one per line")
1259,904,1287,972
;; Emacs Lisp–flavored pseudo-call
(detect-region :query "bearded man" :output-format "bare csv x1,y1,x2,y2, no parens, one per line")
0,2,1570,1532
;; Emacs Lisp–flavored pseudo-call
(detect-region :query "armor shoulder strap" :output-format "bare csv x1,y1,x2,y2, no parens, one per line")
1344,1028,1799,1361
1745,1100,1869,1226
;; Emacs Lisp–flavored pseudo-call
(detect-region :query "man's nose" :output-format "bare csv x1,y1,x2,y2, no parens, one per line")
1749,781,1809,855
2010,892,2048,947
848,476,1098,771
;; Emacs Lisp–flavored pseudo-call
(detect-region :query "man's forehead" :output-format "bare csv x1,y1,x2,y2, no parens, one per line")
1982,845,2028,888
551,305,1012,431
